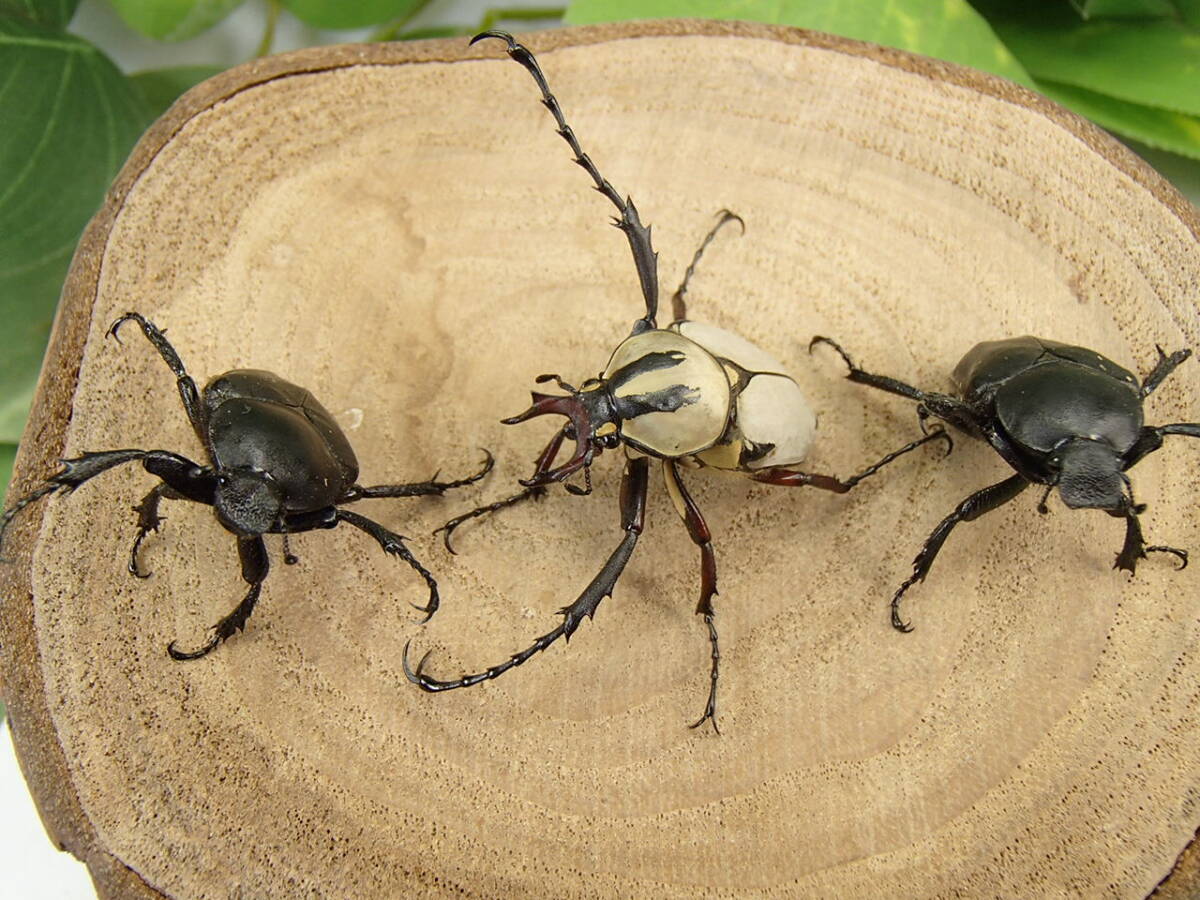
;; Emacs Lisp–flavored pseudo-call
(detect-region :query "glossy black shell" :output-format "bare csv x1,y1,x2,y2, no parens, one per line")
202,370,359,511
951,336,1143,455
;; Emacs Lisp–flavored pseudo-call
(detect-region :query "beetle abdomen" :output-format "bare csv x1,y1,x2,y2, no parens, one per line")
603,331,731,458
672,321,816,470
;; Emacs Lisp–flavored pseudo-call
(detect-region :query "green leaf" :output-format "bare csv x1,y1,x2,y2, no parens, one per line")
131,65,224,120
981,7,1200,117
0,0,79,29
1036,79,1200,159
108,0,246,42
1180,0,1200,27
0,19,152,442
565,0,1033,86
0,442,15,505
1068,0,1178,18
280,0,425,30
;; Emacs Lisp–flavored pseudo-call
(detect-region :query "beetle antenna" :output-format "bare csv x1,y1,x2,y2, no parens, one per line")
1036,484,1053,514
471,30,660,331
671,210,745,323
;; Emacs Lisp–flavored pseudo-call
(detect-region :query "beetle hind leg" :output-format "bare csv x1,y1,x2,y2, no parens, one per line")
671,210,744,324
108,313,206,440
168,535,268,660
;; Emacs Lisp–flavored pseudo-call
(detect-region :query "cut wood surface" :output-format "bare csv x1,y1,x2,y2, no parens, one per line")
2,19,1199,899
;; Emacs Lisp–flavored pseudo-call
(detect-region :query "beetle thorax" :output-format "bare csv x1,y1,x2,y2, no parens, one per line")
602,330,732,458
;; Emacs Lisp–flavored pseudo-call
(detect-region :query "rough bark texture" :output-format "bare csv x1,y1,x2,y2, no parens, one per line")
1,20,1198,899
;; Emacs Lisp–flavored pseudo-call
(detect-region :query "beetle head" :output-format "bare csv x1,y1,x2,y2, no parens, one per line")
214,468,285,535
502,377,620,488
1053,438,1125,510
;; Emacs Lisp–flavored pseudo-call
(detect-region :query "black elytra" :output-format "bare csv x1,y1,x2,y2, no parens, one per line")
402,32,948,732
811,334,1199,631
0,313,493,660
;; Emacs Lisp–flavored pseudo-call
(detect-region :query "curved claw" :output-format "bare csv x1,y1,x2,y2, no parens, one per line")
167,634,220,661
107,311,147,343
470,29,516,50
808,335,855,372
1147,545,1189,570
401,640,439,691
890,588,915,634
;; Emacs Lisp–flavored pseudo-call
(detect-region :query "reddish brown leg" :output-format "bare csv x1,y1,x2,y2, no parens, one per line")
435,426,568,552
663,461,721,733
750,429,951,493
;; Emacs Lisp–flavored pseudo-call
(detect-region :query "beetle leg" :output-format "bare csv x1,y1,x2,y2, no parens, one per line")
663,461,722,733
128,482,186,578
404,456,650,693
749,428,951,493
890,474,1028,632
108,313,206,441
434,426,568,553
1139,346,1191,399
670,210,745,324
345,450,495,500
472,31,660,331
0,449,212,560
334,509,440,622
168,535,268,660
1123,422,1200,469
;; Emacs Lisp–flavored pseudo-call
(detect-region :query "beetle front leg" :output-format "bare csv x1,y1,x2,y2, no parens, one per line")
344,450,495,502
404,457,650,693
891,474,1028,632
168,535,268,660
334,509,440,622
663,461,722,733
128,482,187,578
0,449,212,560
472,31,661,332
435,426,568,552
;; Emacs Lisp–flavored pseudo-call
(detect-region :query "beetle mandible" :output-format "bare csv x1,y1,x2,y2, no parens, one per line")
0,313,493,659
402,32,948,731
810,334,1198,631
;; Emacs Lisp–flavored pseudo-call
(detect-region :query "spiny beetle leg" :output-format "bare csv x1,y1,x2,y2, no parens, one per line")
168,535,268,660
404,457,649,692
471,30,660,331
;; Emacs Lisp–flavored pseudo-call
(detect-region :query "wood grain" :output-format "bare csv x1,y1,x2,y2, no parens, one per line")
2,20,1198,899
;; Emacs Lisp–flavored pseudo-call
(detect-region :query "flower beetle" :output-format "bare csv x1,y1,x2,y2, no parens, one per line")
0,313,493,659
811,334,1198,631
402,32,947,731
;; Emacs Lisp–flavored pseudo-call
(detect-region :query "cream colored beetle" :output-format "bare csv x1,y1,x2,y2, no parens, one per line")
404,32,947,731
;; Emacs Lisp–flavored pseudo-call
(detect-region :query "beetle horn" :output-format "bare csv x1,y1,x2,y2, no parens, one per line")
501,392,595,487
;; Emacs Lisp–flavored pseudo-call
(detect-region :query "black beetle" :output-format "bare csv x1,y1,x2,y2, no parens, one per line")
0,312,493,659
811,334,1199,631
401,32,946,731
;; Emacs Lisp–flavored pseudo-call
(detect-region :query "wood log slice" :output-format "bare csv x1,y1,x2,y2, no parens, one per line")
2,19,1198,899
